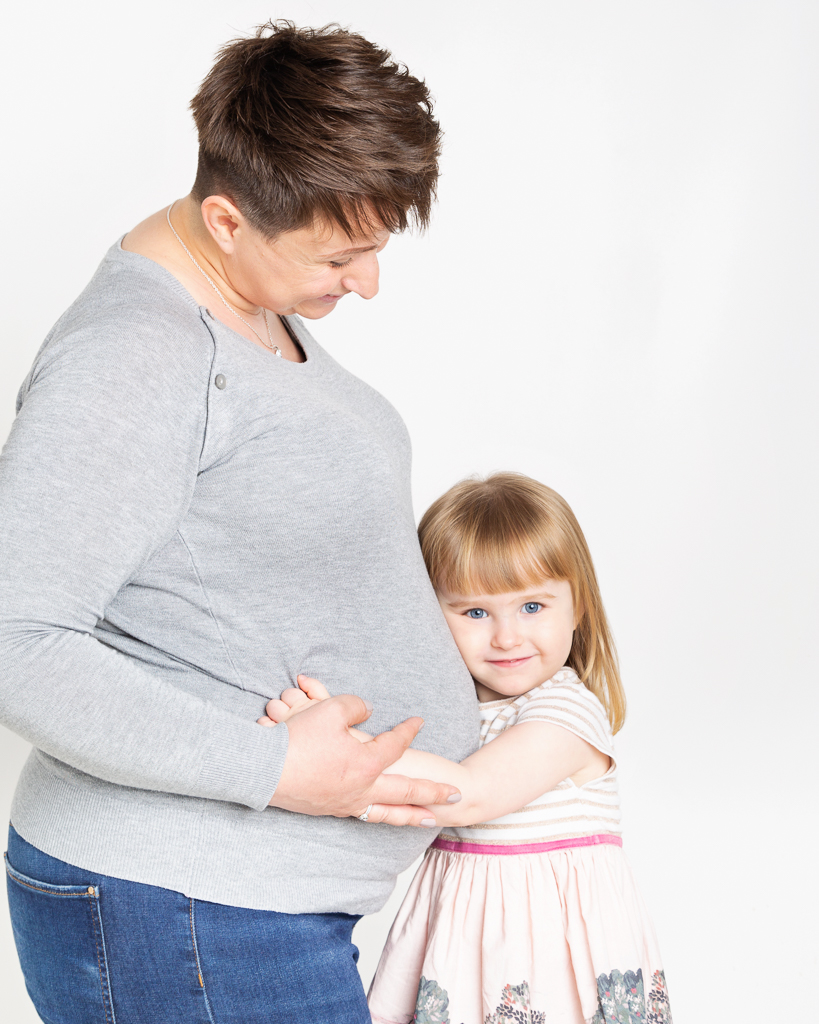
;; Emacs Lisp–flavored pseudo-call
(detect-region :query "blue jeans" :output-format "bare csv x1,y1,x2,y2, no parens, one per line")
5,825,370,1023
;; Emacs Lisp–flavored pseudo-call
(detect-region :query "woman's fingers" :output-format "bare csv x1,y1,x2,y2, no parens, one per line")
354,803,438,828
348,726,374,744
365,767,460,819
365,717,459,806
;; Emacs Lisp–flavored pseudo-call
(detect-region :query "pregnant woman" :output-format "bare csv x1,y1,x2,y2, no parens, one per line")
0,22,478,1024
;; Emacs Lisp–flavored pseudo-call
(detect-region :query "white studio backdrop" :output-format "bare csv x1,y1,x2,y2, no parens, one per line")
1,2,817,1020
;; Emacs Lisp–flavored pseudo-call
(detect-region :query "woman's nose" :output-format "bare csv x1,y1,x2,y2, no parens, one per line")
341,252,380,300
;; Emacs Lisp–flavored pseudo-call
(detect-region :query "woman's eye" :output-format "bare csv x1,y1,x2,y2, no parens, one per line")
465,608,488,619
522,602,542,614
330,258,353,269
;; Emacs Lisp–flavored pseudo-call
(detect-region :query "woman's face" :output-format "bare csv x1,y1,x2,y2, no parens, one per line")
234,217,391,319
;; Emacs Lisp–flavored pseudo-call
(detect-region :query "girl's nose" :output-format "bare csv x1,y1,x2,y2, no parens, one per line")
341,252,380,300
491,619,522,650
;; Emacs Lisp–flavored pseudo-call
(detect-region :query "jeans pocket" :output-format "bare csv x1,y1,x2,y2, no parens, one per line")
5,853,116,1024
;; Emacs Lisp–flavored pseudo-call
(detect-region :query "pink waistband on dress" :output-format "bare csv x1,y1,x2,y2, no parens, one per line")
430,833,623,856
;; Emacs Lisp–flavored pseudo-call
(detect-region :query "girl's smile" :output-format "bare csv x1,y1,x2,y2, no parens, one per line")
436,581,577,703
487,655,534,668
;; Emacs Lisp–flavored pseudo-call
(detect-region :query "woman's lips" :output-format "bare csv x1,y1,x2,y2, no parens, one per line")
487,656,533,669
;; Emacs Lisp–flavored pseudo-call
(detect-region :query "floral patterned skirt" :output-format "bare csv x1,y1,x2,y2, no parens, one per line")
367,841,671,1024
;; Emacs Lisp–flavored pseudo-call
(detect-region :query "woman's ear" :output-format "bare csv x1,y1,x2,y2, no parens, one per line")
199,195,244,253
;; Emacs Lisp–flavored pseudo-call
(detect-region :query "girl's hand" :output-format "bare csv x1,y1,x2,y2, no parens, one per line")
258,675,331,726
260,676,372,745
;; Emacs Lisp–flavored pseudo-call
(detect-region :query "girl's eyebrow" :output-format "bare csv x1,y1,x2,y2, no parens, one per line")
442,591,558,609
438,595,484,609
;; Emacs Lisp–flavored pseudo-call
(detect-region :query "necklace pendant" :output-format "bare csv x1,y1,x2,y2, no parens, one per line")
274,347,283,358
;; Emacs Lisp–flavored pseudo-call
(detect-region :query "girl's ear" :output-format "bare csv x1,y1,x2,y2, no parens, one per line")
573,596,585,629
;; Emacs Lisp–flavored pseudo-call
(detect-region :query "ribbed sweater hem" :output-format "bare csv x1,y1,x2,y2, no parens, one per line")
10,750,408,915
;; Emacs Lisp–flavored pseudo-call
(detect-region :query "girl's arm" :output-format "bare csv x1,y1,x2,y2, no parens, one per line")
263,676,610,827
380,722,605,826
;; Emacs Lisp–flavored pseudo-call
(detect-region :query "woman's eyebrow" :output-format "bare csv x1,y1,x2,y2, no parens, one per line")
321,243,379,257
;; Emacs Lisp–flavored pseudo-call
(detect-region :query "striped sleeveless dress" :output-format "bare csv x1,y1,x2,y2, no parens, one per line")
368,669,671,1024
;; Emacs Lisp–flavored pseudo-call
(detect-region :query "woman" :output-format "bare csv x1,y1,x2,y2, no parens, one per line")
0,22,479,1024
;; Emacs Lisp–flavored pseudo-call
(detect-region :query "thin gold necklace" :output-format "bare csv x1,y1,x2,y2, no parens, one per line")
166,202,282,357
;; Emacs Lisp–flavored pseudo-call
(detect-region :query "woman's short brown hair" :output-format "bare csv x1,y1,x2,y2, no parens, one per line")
190,20,442,239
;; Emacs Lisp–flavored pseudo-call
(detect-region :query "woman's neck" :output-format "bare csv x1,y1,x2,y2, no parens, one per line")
165,197,264,317
121,198,303,361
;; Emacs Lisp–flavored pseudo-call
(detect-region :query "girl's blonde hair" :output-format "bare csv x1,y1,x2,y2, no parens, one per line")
418,473,625,733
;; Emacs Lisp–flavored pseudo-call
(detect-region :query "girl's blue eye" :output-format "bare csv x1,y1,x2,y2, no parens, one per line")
522,602,542,614
466,608,488,619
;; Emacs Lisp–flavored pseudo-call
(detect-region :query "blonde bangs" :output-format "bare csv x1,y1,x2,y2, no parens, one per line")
429,524,573,598
419,474,579,596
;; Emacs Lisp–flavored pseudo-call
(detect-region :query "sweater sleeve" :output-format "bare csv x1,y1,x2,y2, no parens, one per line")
0,307,288,811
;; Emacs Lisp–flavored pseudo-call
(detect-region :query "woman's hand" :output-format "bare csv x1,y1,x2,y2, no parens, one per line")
260,677,461,826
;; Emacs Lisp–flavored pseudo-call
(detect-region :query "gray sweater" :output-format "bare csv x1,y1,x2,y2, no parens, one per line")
0,242,479,914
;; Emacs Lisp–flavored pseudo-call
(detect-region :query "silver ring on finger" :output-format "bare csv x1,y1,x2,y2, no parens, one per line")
358,804,373,822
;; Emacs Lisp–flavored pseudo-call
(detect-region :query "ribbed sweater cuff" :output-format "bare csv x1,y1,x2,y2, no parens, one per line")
196,714,289,811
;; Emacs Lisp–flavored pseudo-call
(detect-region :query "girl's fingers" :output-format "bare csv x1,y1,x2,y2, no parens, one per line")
265,678,330,727
296,675,331,700
281,687,311,709
263,685,323,726
263,697,293,722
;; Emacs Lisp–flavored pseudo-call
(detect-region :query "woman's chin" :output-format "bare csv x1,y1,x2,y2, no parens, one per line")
291,296,343,319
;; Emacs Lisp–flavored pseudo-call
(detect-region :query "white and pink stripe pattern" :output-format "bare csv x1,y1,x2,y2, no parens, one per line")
436,668,622,849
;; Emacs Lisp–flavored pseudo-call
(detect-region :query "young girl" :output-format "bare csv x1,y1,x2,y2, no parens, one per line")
264,473,672,1024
